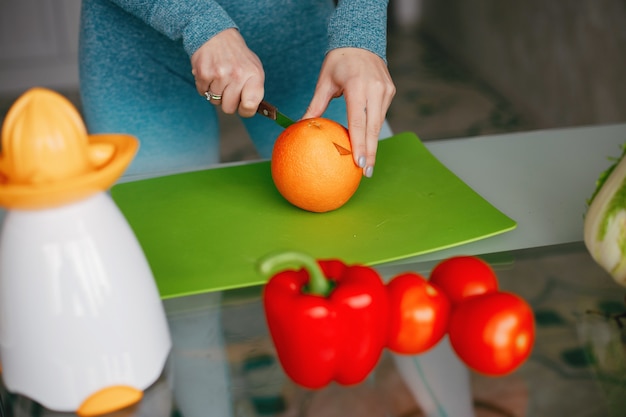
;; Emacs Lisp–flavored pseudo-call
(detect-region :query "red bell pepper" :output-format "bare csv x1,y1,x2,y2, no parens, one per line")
259,251,389,389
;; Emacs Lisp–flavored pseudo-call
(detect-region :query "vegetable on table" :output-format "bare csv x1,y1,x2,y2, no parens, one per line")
259,251,535,385
427,256,535,376
429,255,499,304
258,251,389,389
585,144,626,287
447,291,535,376
386,272,450,355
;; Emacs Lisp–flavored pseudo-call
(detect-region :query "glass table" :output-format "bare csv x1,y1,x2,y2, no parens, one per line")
4,123,626,416
2,241,625,417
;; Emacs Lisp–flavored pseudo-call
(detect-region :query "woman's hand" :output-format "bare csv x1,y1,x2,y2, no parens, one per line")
303,48,396,177
191,28,265,117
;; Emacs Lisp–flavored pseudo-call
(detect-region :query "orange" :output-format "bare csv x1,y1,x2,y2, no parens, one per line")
271,117,362,213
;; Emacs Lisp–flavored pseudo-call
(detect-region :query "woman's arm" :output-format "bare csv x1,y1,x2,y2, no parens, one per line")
106,0,238,57
327,0,389,62
105,0,264,117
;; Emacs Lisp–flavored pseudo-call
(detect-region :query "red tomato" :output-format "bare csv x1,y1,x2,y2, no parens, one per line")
448,291,535,375
386,272,451,354
429,256,498,304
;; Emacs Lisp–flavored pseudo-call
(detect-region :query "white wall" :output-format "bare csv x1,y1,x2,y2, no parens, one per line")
420,0,626,129
0,0,81,95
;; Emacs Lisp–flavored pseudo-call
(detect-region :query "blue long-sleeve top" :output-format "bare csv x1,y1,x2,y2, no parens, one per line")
101,0,389,62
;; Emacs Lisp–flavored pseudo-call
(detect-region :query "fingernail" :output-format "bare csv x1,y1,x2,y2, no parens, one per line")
357,156,366,168
364,166,374,178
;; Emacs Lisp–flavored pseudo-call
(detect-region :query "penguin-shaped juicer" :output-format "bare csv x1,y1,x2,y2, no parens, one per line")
0,88,172,415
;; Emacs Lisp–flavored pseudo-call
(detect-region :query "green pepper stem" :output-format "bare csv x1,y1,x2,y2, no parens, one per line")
258,251,331,296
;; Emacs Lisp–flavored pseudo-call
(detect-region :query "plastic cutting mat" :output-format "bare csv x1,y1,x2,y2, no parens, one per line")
111,132,516,299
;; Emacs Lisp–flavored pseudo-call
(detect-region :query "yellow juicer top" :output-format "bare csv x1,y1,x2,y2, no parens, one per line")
0,88,138,210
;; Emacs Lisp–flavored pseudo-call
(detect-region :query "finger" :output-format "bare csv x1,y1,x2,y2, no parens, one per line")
193,63,226,97
194,75,211,98
302,81,337,120
203,77,226,104
204,89,224,106
384,80,397,111
219,83,240,114
381,79,397,125
344,92,368,172
192,71,209,97
192,68,204,96
363,99,384,177
239,75,265,118
360,79,396,177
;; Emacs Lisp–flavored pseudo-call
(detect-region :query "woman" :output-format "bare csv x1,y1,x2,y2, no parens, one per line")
78,2,395,414
79,0,395,178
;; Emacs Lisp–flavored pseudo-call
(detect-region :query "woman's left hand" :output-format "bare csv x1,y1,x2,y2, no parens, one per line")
302,48,396,177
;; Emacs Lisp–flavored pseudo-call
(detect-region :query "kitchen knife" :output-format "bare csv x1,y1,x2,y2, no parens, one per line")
257,100,295,128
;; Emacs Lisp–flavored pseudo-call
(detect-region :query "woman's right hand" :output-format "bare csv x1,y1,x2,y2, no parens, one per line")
191,28,265,117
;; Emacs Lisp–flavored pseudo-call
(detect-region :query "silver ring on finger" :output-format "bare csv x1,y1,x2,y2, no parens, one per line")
204,91,223,101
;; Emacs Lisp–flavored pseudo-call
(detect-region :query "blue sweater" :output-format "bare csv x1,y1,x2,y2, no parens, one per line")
100,0,388,61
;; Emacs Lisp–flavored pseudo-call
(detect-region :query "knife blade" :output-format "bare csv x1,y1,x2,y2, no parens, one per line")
256,100,295,128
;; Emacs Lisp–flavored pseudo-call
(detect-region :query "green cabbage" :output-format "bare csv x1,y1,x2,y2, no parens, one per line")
584,143,626,287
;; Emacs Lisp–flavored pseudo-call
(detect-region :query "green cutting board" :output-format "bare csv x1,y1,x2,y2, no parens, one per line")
111,132,516,299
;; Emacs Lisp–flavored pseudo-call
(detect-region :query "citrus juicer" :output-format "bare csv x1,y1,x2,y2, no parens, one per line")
0,88,171,415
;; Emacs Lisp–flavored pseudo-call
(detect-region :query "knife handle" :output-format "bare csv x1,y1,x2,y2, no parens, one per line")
257,100,277,121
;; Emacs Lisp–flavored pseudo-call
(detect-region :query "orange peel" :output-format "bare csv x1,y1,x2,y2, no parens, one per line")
270,118,361,213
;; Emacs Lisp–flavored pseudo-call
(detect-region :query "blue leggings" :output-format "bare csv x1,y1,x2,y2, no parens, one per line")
79,0,354,177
